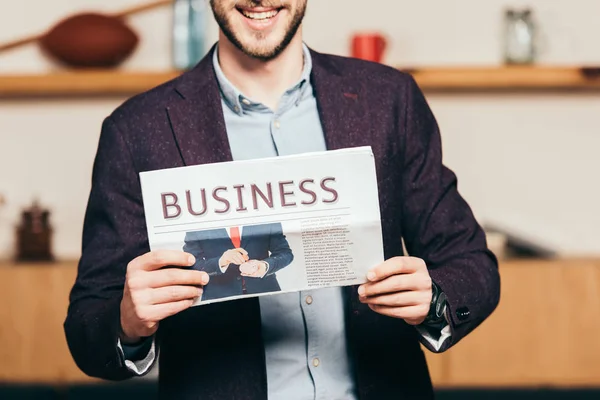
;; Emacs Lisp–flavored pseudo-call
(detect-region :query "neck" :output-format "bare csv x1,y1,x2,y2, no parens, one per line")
217,30,305,110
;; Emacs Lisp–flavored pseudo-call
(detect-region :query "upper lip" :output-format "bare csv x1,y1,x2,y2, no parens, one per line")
236,6,282,12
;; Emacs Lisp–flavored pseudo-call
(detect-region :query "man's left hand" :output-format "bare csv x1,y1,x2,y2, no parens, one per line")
240,260,268,278
358,257,432,325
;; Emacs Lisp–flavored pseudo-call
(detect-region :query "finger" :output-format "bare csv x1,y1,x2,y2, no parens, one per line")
358,274,423,297
240,265,257,275
359,290,430,307
226,251,245,265
368,304,429,324
147,268,209,288
234,253,249,264
145,299,195,322
404,317,426,326
236,248,249,262
234,248,249,257
228,254,243,265
150,285,203,304
367,257,425,282
129,250,196,272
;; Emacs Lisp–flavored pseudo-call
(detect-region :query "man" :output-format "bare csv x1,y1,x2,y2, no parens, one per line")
65,0,501,399
183,223,294,300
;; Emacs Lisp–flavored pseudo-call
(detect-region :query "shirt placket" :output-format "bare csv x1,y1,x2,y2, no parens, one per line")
300,289,327,400
270,91,296,154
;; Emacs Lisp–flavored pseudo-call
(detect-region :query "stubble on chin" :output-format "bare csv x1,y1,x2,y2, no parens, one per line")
210,0,307,61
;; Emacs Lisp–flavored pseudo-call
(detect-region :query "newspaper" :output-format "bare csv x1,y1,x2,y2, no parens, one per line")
139,146,384,306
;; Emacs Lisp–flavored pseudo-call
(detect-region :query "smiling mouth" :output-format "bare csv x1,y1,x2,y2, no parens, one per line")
237,7,282,21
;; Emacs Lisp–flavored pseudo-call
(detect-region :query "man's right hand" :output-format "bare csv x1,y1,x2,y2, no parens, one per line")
218,248,249,269
120,250,209,344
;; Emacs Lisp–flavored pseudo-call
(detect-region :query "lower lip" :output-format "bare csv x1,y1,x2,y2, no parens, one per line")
238,9,282,31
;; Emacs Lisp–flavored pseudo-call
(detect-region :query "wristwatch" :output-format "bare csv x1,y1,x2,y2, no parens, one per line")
424,280,447,325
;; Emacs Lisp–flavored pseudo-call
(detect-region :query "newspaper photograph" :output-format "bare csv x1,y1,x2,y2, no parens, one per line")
139,146,384,306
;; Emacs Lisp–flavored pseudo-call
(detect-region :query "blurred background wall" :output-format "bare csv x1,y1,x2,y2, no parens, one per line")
0,0,599,259
0,1,599,399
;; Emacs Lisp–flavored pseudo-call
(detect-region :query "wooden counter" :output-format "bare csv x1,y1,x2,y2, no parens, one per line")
424,258,600,387
0,261,91,383
1,258,600,386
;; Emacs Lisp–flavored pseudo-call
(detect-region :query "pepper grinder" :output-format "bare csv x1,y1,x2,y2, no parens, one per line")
16,199,54,262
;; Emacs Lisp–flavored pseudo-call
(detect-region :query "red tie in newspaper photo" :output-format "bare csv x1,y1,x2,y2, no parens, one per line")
230,226,246,293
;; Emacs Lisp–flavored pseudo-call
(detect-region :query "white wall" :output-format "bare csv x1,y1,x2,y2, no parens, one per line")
0,0,598,258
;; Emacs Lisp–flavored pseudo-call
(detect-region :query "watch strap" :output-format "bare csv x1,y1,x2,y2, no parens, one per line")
424,280,447,325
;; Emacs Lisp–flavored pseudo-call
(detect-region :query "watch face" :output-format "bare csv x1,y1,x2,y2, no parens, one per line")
435,292,448,318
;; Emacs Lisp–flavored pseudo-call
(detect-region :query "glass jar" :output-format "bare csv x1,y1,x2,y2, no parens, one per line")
503,8,537,65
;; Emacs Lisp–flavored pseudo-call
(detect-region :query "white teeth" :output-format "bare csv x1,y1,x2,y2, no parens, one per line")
241,10,279,20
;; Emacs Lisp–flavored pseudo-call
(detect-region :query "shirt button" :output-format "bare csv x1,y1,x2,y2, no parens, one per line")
305,295,313,305
312,358,320,367
234,106,240,113
241,98,251,105
274,120,280,129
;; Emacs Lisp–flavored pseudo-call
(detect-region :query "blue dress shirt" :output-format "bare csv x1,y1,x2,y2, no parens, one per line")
213,43,358,400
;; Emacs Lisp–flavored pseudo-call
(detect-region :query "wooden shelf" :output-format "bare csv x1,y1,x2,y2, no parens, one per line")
0,70,181,98
0,66,599,98
404,65,600,91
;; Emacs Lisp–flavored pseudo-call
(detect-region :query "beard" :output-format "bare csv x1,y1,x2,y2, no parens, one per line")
210,0,307,61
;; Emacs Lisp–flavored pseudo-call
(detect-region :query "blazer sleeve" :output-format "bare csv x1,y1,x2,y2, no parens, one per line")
399,76,501,353
263,223,294,276
182,232,223,276
64,116,151,380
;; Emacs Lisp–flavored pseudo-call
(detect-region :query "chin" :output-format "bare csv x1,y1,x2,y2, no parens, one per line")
238,36,288,59
214,1,305,61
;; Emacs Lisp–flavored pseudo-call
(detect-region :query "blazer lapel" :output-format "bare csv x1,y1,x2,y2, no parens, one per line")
168,47,369,165
310,49,370,305
166,46,233,167
218,228,236,248
239,224,254,250
310,49,372,151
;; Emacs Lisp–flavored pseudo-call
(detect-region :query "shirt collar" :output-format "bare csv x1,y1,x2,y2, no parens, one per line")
213,43,313,116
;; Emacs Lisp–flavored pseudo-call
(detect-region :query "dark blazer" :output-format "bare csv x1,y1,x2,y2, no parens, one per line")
64,45,500,400
182,223,293,300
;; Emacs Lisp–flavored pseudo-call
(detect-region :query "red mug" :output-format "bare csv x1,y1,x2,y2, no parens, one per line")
351,33,387,63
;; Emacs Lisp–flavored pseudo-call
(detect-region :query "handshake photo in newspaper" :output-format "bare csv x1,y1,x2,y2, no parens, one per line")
218,248,267,278
183,222,295,302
